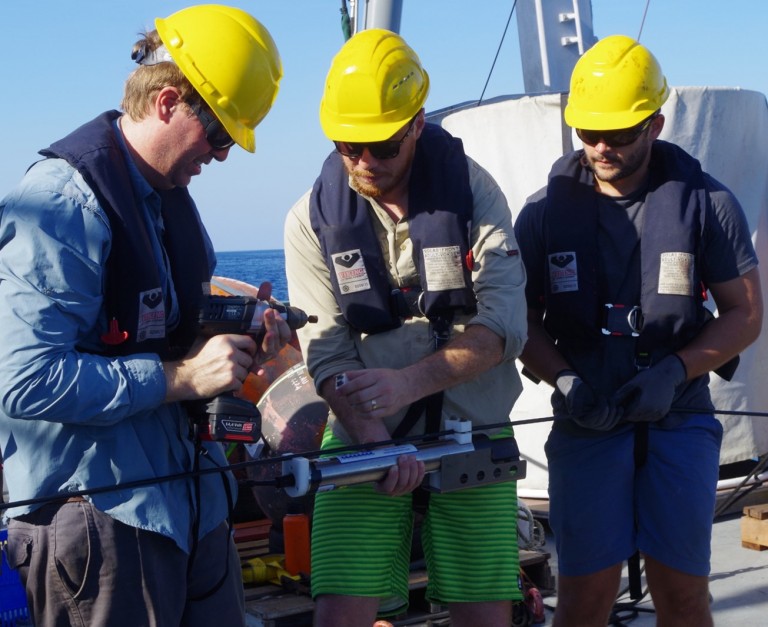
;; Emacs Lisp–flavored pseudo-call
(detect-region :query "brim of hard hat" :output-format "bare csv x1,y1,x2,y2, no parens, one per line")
564,106,660,131
218,111,255,153
320,113,419,143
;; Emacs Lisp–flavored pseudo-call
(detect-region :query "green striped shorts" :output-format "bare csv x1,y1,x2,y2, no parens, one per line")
310,429,522,614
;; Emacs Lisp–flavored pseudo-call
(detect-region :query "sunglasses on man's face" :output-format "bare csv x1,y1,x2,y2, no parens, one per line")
188,101,235,151
334,117,417,160
576,113,658,148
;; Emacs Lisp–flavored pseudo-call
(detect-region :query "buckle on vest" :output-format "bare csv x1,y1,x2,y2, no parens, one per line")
391,287,425,319
602,304,644,337
431,318,451,350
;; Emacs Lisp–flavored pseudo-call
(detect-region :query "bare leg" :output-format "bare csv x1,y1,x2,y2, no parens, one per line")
644,554,713,627
313,594,379,627
448,600,512,627
552,563,623,627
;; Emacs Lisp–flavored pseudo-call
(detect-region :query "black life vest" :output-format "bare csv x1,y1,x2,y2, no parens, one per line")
40,110,211,358
543,140,709,362
309,123,476,334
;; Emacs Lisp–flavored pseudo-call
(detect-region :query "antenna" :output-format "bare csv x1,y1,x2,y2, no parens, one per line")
637,0,652,41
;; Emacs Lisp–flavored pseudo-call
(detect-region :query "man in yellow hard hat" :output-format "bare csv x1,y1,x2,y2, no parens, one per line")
515,35,762,626
285,29,528,626
0,6,287,626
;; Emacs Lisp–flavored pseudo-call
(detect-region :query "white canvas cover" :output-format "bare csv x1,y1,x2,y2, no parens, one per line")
441,87,768,495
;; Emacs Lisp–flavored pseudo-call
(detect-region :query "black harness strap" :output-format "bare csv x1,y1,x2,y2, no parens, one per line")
628,422,650,600
391,393,443,441
187,445,236,602
392,392,444,516
391,315,454,514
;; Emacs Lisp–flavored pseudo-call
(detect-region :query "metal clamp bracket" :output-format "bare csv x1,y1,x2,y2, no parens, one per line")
427,441,527,493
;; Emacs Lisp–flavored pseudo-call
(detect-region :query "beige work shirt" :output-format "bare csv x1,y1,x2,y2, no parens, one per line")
284,155,527,442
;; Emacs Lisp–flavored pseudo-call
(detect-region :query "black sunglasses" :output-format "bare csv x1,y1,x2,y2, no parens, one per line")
334,116,417,160
187,101,235,151
576,113,659,148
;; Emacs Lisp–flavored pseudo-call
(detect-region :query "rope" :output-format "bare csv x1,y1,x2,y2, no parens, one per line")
478,0,519,105
517,499,546,551
339,0,352,41
637,0,653,41
714,451,768,516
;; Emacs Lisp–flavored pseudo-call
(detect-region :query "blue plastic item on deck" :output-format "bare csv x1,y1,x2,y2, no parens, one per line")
0,529,32,627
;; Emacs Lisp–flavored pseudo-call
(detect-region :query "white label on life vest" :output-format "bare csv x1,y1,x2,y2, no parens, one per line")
658,252,694,296
332,248,371,294
548,252,578,293
136,287,166,342
423,246,466,290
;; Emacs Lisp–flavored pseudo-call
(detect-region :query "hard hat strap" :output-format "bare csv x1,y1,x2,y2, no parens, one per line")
132,43,174,67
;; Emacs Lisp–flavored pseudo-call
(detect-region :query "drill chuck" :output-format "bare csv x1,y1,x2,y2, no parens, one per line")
198,295,316,336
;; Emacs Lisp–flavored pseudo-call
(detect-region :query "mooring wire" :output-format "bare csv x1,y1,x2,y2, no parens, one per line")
2,406,766,511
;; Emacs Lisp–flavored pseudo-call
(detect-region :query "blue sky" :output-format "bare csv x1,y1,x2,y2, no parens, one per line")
2,0,767,252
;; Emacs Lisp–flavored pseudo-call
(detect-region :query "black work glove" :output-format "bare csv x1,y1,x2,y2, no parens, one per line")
613,354,687,423
552,370,623,431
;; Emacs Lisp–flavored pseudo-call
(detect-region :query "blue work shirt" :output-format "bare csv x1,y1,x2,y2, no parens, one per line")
0,123,234,553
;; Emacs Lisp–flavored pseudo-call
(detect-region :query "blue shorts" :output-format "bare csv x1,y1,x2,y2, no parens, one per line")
546,414,723,577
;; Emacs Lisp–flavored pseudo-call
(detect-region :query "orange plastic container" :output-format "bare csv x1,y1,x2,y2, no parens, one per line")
283,510,311,576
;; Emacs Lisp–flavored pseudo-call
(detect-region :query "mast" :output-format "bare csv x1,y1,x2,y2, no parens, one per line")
516,0,596,94
355,1,594,96
359,0,403,33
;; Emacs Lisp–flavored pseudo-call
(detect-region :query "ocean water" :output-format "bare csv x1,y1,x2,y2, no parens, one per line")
214,249,288,301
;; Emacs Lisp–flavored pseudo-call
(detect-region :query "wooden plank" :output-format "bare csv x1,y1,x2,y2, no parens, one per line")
245,591,314,627
408,570,429,591
234,519,273,544
520,549,549,566
741,513,768,550
520,497,550,519
741,540,768,551
238,539,270,550
244,585,284,602
743,503,768,520
521,549,555,594
237,539,270,554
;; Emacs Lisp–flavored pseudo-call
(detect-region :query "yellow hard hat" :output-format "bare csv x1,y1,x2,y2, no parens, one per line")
319,29,430,142
564,34,669,131
156,4,282,152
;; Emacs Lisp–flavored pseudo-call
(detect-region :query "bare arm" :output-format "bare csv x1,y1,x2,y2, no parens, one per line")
325,324,505,497
677,267,763,379
517,308,571,387
319,357,427,497
337,323,505,423
403,323,504,396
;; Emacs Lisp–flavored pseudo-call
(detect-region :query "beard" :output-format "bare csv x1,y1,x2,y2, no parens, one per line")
349,169,386,198
345,153,412,200
583,144,648,184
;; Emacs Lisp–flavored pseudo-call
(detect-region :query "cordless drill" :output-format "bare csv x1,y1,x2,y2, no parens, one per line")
193,295,317,442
